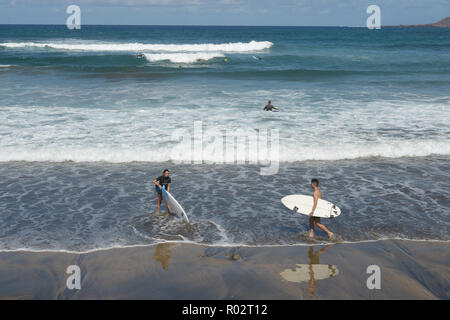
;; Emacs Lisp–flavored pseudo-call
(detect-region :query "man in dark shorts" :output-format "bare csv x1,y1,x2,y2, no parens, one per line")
152,169,172,214
309,178,334,239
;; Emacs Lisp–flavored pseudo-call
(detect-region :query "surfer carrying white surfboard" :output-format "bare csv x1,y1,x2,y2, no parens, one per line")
309,179,334,239
263,100,279,111
152,169,172,214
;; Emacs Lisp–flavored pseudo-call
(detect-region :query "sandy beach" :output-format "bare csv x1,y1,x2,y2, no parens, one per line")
0,239,448,300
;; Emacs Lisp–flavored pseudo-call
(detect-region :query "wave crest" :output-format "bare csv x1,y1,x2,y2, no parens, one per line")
0,40,273,53
0,140,448,163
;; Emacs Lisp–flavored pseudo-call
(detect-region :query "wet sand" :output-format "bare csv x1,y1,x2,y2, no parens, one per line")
0,239,448,299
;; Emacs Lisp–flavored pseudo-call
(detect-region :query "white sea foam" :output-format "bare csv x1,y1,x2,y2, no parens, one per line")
0,140,448,163
1,85,449,163
0,238,448,255
0,40,273,53
278,140,450,162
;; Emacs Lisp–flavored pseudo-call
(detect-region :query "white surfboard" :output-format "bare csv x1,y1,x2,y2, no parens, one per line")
162,187,189,223
280,264,339,283
281,195,341,218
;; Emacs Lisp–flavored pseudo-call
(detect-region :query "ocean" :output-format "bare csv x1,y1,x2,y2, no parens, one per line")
0,25,449,252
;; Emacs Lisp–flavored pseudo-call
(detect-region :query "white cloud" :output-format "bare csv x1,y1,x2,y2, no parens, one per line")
2,0,193,6
1,0,237,6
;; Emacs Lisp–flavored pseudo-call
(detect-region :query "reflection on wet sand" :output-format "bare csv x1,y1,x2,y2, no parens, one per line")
280,245,339,298
153,243,177,270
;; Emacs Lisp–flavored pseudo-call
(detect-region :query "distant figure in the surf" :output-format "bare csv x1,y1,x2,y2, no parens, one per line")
263,100,279,111
309,179,334,239
152,169,172,214
136,53,144,59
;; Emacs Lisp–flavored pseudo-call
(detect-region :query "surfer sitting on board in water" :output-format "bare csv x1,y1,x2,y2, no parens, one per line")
309,179,334,239
152,169,172,214
263,100,279,111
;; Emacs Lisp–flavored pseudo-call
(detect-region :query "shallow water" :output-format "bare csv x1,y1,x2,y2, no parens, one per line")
0,157,448,251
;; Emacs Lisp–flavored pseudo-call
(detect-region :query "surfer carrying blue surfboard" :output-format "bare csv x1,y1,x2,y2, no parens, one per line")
309,179,334,239
152,169,172,214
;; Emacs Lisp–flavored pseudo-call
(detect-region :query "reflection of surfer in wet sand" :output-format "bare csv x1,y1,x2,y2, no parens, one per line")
152,169,172,214
279,244,338,298
307,245,332,298
153,243,175,270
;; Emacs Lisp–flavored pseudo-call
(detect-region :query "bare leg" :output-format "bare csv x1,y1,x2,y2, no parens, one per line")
166,202,171,214
156,194,162,213
309,216,315,238
315,219,333,238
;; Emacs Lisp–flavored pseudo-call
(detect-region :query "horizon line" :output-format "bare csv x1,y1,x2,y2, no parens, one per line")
0,23,365,28
0,23,443,28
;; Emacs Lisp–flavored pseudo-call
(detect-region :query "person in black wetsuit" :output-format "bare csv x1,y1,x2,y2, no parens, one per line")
152,169,172,214
263,100,279,111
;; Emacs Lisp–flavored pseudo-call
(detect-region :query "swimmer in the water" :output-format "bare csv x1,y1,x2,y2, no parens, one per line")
263,100,279,111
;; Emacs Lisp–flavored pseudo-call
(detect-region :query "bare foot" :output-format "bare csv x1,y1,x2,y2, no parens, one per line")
328,232,334,239
309,230,314,238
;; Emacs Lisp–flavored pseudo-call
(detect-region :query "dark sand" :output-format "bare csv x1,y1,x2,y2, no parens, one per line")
0,240,448,299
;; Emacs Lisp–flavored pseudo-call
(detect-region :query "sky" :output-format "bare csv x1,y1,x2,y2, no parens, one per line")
0,0,448,26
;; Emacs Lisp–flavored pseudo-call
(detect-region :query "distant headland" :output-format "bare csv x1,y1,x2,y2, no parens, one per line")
388,16,450,28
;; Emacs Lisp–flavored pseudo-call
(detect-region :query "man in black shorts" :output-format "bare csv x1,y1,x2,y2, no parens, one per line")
152,169,172,214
